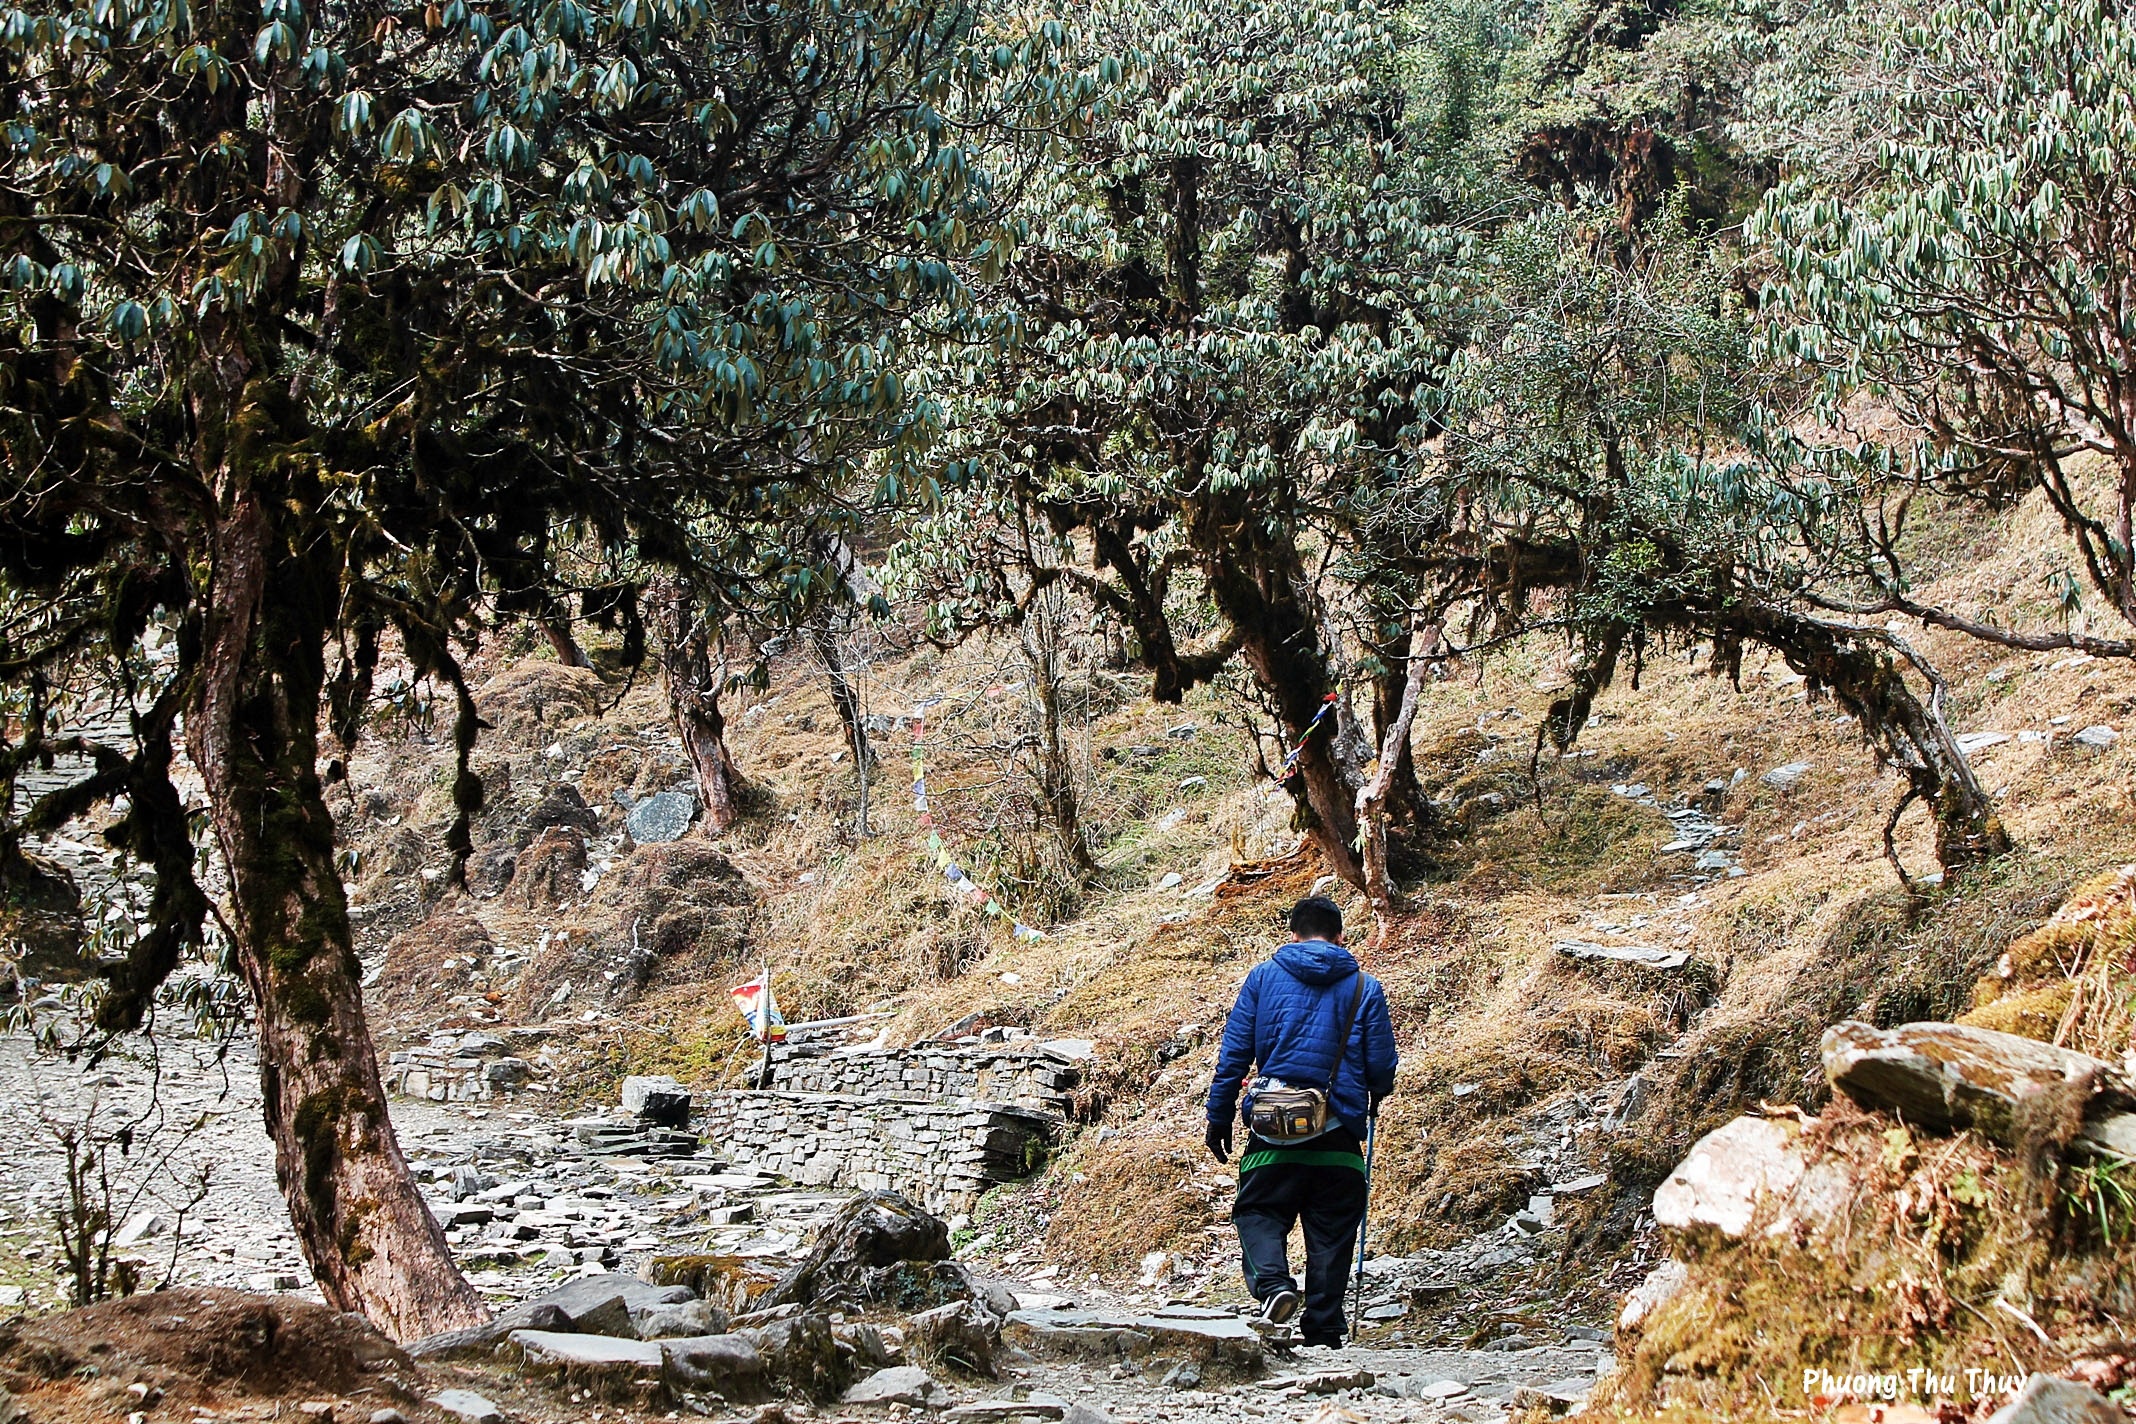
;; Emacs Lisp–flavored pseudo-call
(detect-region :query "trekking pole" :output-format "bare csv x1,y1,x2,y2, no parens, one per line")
1352,1105,1379,1331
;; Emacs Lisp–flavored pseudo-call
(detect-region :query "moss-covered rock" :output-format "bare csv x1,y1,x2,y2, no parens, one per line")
1962,865,2136,1060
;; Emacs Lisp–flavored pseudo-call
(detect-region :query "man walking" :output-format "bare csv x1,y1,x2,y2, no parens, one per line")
1205,896,1398,1347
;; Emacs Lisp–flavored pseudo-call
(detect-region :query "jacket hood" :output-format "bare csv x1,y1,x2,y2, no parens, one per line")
1273,939,1359,986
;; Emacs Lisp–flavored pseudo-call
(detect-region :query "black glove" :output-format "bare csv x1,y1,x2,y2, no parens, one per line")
1204,1120,1232,1163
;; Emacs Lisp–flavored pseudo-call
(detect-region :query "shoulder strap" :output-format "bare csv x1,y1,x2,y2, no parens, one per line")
1326,971,1366,1093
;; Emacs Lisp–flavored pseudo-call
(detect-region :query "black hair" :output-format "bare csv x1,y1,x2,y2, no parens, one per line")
1289,896,1343,943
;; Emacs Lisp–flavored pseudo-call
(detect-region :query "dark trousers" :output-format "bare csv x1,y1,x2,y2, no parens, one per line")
1232,1134,1368,1345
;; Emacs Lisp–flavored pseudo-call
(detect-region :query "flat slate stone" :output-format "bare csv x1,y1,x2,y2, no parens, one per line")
946,1395,1070,1420
1554,940,1689,971
511,1329,665,1370
1002,1307,1262,1371
1761,760,1812,788
427,1391,504,1424
1822,1019,2128,1146
533,1272,695,1317
659,1333,766,1391
842,1365,951,1408
628,791,697,843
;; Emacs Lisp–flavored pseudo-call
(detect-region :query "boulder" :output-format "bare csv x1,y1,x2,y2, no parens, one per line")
843,1365,951,1409
1652,1116,1808,1239
742,1313,853,1400
526,783,600,841
659,1333,767,1398
633,1299,730,1340
763,1192,973,1312
628,791,698,844
1985,1375,2124,1424
1822,1020,2130,1146
646,1254,786,1316
909,1299,1004,1379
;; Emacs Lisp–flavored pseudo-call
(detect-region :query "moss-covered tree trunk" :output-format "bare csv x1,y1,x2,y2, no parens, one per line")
190,486,485,1342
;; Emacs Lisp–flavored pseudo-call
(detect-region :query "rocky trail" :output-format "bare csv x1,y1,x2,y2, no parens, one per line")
0,998,1619,1424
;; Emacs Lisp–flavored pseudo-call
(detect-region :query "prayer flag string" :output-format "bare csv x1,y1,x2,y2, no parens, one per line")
909,703,1046,942
1270,692,1341,784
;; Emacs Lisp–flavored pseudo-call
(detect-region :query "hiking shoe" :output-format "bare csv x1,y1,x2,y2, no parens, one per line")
1260,1289,1302,1326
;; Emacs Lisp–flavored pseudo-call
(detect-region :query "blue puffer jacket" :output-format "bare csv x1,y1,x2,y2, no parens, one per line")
1207,940,1399,1140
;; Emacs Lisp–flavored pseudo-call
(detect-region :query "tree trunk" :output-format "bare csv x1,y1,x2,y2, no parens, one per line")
1356,625,1432,940
1020,590,1097,880
1193,509,1365,888
538,616,591,670
648,581,746,834
190,489,485,1342
810,614,873,837
1369,619,1433,830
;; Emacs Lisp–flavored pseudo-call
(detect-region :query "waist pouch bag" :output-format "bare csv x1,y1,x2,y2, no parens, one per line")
1245,971,1364,1144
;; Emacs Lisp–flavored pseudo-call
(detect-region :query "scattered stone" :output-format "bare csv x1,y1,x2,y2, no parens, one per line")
369,1411,406,1424
627,790,698,843
1553,1173,1607,1194
1984,1374,2124,1424
1761,761,1812,789
1618,1259,1688,1332
1361,1303,1406,1321
427,1391,504,1424
113,1211,168,1248
1157,1361,1200,1389
1554,940,1689,971
1061,1406,1118,1424
1955,732,2012,754
1562,1325,1610,1344
1415,1379,1469,1399
842,1365,952,1409
2074,726,2120,752
1823,1019,2130,1148
1653,1116,1809,1239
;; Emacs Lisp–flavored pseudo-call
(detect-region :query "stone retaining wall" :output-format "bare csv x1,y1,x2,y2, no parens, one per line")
767,1045,1080,1114
694,1091,1058,1213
